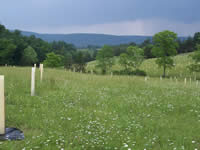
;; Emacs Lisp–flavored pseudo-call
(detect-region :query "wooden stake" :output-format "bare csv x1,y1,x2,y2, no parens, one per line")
31,67,36,96
40,64,43,81
145,77,147,82
196,80,199,86
0,76,5,134
184,78,187,85
160,76,162,81
34,64,36,68
111,72,113,77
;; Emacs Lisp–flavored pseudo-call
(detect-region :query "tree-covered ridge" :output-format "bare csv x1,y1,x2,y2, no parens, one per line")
94,30,200,77
21,31,188,48
110,32,200,59
1,24,200,76
21,31,154,48
0,24,97,68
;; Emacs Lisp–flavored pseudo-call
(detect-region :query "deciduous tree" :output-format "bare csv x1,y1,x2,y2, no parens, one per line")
152,30,178,77
119,53,129,71
96,45,114,74
188,44,200,72
0,39,16,65
43,52,63,68
21,46,38,65
126,46,144,70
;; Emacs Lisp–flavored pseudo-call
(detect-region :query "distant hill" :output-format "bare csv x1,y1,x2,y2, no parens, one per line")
20,31,153,48
20,31,186,48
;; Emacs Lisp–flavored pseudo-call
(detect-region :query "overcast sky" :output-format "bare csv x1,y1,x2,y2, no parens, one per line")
0,0,199,36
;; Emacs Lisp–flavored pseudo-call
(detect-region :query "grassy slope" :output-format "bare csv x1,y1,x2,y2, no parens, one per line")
87,53,200,79
140,53,194,78
0,54,200,149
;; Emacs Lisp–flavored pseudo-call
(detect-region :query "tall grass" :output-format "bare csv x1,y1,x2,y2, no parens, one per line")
0,56,199,149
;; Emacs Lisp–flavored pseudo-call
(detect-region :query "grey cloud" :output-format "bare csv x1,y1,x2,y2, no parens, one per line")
0,0,200,35
18,19,200,36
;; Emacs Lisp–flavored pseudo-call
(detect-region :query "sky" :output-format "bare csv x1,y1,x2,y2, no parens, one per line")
0,0,200,36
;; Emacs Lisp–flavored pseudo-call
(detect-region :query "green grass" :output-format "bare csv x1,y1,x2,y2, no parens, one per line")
87,53,200,79
140,53,195,78
0,54,200,149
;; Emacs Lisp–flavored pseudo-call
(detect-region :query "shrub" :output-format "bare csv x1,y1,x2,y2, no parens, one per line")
43,52,63,68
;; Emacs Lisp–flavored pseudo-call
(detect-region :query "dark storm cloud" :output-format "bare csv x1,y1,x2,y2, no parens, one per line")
0,0,199,35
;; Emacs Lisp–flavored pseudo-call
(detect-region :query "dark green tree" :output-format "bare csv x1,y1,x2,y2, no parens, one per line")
64,52,73,69
119,53,129,71
194,32,200,45
73,51,86,72
0,25,8,39
177,37,194,53
43,52,63,68
126,46,144,70
188,44,200,72
140,39,154,58
0,24,79,66
0,39,16,65
152,30,178,77
83,51,92,62
20,46,38,65
119,46,144,71
25,35,51,63
96,45,114,74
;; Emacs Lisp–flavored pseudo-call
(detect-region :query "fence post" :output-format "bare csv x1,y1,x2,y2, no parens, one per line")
31,67,36,96
0,76,5,134
184,78,187,85
40,64,43,81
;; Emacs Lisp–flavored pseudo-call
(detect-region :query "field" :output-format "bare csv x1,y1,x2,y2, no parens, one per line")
0,54,200,150
87,53,199,79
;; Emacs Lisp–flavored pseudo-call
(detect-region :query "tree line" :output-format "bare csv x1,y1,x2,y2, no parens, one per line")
110,32,200,59
96,30,200,77
0,24,97,71
1,24,200,77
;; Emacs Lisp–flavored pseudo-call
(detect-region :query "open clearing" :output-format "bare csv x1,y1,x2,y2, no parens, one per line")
0,54,200,150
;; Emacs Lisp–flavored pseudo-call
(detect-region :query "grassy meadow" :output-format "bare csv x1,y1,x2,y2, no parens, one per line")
0,53,200,150
87,53,200,79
